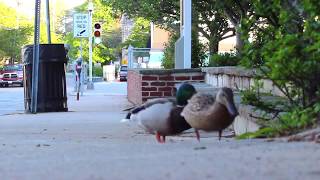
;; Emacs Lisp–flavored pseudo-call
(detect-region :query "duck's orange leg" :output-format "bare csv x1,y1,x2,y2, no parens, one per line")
156,132,162,143
156,132,165,143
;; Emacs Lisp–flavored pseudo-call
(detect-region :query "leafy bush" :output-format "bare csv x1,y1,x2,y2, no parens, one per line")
236,0,320,138
208,52,240,67
93,66,103,77
161,33,178,69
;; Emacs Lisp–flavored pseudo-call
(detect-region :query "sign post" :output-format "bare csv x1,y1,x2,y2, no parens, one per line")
73,13,93,93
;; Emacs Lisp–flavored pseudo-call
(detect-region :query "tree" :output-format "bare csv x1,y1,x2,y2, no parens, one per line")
59,0,122,64
0,2,33,64
120,18,150,48
215,0,252,52
193,0,235,55
104,0,236,55
102,0,180,31
0,27,32,63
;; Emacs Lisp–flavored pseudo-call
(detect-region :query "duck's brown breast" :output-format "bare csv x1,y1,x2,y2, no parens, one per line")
203,103,234,131
185,103,234,131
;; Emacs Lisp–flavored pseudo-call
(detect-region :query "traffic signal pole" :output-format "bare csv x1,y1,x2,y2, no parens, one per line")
87,2,94,90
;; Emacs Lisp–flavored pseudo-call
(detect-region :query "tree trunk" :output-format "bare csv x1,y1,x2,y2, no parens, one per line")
9,57,14,64
209,40,219,55
235,26,244,52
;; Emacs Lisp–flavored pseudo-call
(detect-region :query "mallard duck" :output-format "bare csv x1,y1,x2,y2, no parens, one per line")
181,87,238,141
125,83,196,143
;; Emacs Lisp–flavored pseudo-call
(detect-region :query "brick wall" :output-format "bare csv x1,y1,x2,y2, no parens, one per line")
127,69,205,105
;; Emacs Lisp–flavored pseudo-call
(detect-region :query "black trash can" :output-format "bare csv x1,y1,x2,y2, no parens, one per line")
22,44,68,112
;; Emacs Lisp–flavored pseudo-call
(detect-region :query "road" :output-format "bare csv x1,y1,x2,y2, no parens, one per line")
0,80,127,116
0,86,24,115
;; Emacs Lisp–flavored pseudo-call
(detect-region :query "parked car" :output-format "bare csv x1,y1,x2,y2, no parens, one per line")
0,64,23,87
118,65,128,82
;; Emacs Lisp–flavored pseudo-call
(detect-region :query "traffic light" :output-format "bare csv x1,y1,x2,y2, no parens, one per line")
93,22,102,44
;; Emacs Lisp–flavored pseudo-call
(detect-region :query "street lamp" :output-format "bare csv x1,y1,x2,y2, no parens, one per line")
87,1,94,89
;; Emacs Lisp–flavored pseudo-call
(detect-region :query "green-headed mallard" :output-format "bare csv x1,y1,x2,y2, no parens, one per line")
181,87,238,141
125,83,196,143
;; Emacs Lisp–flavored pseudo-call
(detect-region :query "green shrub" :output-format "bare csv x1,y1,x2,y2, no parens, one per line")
235,0,320,138
93,66,103,77
208,52,240,67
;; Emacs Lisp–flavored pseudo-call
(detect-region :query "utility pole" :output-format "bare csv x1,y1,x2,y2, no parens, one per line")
87,1,94,89
45,0,51,43
31,0,41,113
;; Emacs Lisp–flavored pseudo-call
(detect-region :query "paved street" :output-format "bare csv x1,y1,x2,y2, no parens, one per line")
0,77,127,116
0,86,25,115
0,81,319,180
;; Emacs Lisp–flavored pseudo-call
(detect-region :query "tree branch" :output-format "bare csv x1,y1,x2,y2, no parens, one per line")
221,32,236,40
223,6,239,25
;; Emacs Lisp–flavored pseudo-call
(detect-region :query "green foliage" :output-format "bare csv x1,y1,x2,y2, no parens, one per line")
0,1,73,64
241,0,320,107
208,52,240,67
0,26,32,62
236,127,277,139
161,33,179,69
103,0,180,31
93,66,103,77
191,28,208,68
120,18,150,48
60,0,121,65
0,3,33,63
161,29,207,69
235,0,320,138
105,0,236,56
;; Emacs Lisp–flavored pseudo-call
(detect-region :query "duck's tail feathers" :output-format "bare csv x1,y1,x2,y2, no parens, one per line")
120,112,132,123
125,112,132,119
121,106,145,123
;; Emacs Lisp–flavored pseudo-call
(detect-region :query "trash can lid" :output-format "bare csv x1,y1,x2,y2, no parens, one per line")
22,44,68,64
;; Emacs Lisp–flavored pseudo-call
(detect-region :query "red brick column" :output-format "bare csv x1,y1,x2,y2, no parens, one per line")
127,70,142,104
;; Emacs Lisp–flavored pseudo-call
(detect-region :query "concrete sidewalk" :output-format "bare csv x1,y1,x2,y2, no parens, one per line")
0,82,319,180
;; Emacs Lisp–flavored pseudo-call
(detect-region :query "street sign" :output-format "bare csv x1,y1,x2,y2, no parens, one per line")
73,13,89,38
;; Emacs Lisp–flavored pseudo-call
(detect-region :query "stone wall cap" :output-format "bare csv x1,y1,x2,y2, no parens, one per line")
201,66,256,77
128,68,203,75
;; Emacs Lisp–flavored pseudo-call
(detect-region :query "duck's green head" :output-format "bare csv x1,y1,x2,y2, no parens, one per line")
176,83,196,106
